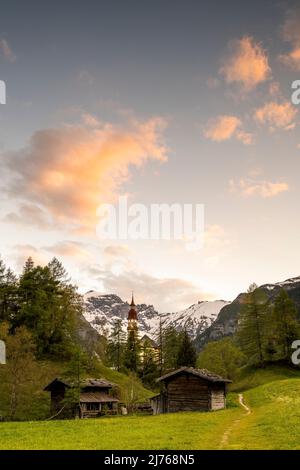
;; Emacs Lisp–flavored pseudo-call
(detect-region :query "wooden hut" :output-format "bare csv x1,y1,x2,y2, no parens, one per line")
44,377,119,418
151,367,231,414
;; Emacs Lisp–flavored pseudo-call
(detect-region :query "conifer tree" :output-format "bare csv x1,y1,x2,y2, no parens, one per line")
237,285,269,366
14,258,82,358
107,319,126,371
176,329,197,368
0,259,17,322
162,325,181,370
124,331,140,372
140,337,159,387
269,289,300,361
23,257,34,274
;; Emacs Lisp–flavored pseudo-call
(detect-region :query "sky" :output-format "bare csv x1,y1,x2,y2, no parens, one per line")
1,0,300,311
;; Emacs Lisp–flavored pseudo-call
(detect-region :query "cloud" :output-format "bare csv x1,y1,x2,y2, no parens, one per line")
2,117,168,231
268,81,281,97
43,241,91,260
279,8,300,70
0,39,16,63
235,129,253,145
219,36,271,92
203,115,253,144
204,224,228,250
77,69,95,85
81,113,101,127
254,101,297,131
3,203,51,229
279,47,300,70
229,178,289,198
206,77,220,89
85,265,213,312
10,244,48,270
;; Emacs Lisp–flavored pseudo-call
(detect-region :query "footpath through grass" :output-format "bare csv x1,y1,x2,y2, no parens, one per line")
224,378,300,449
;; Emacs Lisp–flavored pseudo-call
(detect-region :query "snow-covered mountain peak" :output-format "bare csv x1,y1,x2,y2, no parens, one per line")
82,292,230,340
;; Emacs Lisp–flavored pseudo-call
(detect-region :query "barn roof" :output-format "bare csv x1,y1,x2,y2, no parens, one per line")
43,377,116,391
79,392,119,403
156,367,232,383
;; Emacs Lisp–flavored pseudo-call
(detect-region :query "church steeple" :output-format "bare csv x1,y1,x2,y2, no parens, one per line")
127,292,138,335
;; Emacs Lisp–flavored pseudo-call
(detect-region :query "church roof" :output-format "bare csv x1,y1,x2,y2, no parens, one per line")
130,291,135,306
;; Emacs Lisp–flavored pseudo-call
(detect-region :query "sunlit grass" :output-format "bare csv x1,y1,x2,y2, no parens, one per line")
0,408,242,450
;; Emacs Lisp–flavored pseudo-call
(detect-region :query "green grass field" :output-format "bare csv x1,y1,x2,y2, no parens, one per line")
0,365,299,450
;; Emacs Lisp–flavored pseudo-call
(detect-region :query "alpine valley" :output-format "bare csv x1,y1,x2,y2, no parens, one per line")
82,275,300,350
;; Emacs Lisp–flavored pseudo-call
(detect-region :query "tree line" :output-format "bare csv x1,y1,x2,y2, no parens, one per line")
197,284,300,379
0,256,83,359
106,318,197,388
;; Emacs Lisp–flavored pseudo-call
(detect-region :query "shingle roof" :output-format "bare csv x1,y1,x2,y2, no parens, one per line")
79,392,119,403
80,378,116,388
156,367,232,383
44,377,117,391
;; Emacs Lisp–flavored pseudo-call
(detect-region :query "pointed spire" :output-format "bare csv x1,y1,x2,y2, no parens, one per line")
130,291,135,306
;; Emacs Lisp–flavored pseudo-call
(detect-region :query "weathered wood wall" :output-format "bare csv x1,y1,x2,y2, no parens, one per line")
166,373,210,412
210,384,226,410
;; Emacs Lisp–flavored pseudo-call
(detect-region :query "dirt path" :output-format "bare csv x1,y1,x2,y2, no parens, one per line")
218,393,251,449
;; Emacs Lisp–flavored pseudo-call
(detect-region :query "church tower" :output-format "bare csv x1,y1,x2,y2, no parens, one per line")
127,292,138,337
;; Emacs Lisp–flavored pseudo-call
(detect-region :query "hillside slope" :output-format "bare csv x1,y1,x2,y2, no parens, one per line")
196,275,300,349
226,376,300,449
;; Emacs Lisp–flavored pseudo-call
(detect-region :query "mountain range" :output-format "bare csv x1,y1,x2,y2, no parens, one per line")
83,291,229,341
82,276,300,350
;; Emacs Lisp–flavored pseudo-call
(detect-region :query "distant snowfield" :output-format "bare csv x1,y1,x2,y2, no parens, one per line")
83,291,230,340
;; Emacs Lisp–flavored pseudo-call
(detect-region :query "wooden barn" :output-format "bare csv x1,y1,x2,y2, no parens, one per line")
151,367,231,414
44,377,119,419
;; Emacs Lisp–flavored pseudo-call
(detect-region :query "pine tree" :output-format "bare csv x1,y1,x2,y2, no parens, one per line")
0,260,17,322
0,258,6,285
269,289,300,361
140,337,159,387
162,325,181,370
107,319,126,371
176,329,197,368
23,257,34,274
48,257,70,285
14,259,82,358
237,285,269,366
124,332,140,372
